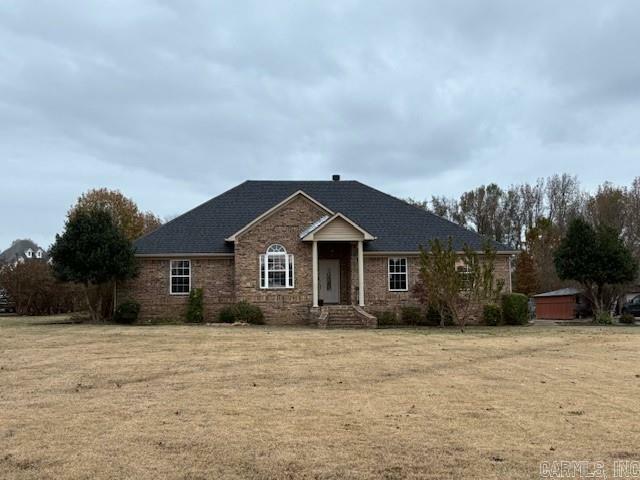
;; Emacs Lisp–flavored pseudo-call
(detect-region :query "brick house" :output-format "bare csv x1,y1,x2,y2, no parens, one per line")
117,177,514,327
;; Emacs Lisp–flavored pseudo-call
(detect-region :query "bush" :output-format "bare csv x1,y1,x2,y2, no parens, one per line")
423,304,454,326
218,306,235,323
595,312,613,324
501,293,529,325
0,261,84,316
424,305,442,326
376,310,397,327
483,303,502,326
401,306,423,325
185,288,204,323
233,301,265,324
217,301,264,324
113,300,140,324
619,313,636,325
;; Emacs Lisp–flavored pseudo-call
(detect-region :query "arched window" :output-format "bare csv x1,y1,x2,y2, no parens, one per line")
260,244,294,289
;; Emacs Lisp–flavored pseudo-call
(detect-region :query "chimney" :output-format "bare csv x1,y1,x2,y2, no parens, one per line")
332,174,341,181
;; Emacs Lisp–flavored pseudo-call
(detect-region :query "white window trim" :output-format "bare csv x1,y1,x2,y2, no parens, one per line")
169,259,191,295
25,249,33,259
456,264,473,292
260,244,294,289
388,257,409,292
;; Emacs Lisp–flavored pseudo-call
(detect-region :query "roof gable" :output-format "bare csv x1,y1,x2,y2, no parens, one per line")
225,190,333,242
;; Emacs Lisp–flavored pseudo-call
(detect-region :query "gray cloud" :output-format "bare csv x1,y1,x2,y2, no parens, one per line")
1,0,640,248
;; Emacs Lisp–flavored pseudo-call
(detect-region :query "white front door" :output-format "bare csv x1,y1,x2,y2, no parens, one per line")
318,259,340,304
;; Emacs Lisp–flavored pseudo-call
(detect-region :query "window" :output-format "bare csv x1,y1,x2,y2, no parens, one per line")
170,260,191,294
260,244,294,289
457,264,473,291
35,249,43,259
388,258,408,291
25,249,33,259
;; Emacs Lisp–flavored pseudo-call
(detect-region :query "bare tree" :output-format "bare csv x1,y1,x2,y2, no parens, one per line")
625,177,640,261
502,185,525,249
430,195,463,224
458,183,505,242
404,197,429,210
585,181,627,233
520,179,545,232
545,174,584,234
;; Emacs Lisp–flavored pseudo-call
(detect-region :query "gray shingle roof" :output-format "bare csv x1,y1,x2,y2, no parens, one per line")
534,288,581,298
134,180,515,255
0,239,48,264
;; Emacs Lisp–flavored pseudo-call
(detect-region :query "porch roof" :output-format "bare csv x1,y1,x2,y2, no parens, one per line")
300,213,376,242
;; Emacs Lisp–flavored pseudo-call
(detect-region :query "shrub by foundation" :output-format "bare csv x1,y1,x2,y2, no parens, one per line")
501,293,529,325
114,300,140,324
401,306,423,326
483,303,502,326
185,288,204,323
376,311,397,327
217,301,264,324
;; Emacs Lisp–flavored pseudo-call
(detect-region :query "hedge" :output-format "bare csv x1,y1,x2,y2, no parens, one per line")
483,303,502,326
501,293,529,325
401,306,423,325
376,311,397,327
218,301,265,324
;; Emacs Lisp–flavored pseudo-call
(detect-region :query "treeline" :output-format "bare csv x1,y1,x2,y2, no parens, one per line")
407,174,640,295
0,189,162,316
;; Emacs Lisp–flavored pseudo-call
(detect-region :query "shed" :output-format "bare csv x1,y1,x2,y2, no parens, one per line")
533,288,581,320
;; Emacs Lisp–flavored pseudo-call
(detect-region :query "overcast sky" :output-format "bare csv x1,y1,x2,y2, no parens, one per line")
1,1,639,249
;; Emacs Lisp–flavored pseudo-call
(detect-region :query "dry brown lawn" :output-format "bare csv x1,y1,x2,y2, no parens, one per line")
1,316,639,479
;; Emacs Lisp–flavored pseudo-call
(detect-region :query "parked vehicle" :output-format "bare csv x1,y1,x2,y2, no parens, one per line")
621,295,640,318
0,288,16,313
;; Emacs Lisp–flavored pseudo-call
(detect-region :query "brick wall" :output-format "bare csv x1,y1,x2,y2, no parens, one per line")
363,255,421,315
234,195,328,325
117,257,235,322
362,254,512,324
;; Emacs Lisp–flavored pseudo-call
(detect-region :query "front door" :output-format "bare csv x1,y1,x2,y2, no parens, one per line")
318,259,340,304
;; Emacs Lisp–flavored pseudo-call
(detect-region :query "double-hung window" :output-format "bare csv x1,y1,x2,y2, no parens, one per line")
260,244,294,289
456,264,474,291
388,258,408,291
170,260,191,294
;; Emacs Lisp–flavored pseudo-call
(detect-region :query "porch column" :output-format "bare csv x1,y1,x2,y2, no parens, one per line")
358,240,365,306
312,240,319,307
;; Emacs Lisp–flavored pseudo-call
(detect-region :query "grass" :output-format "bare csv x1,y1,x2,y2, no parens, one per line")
1,317,639,479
